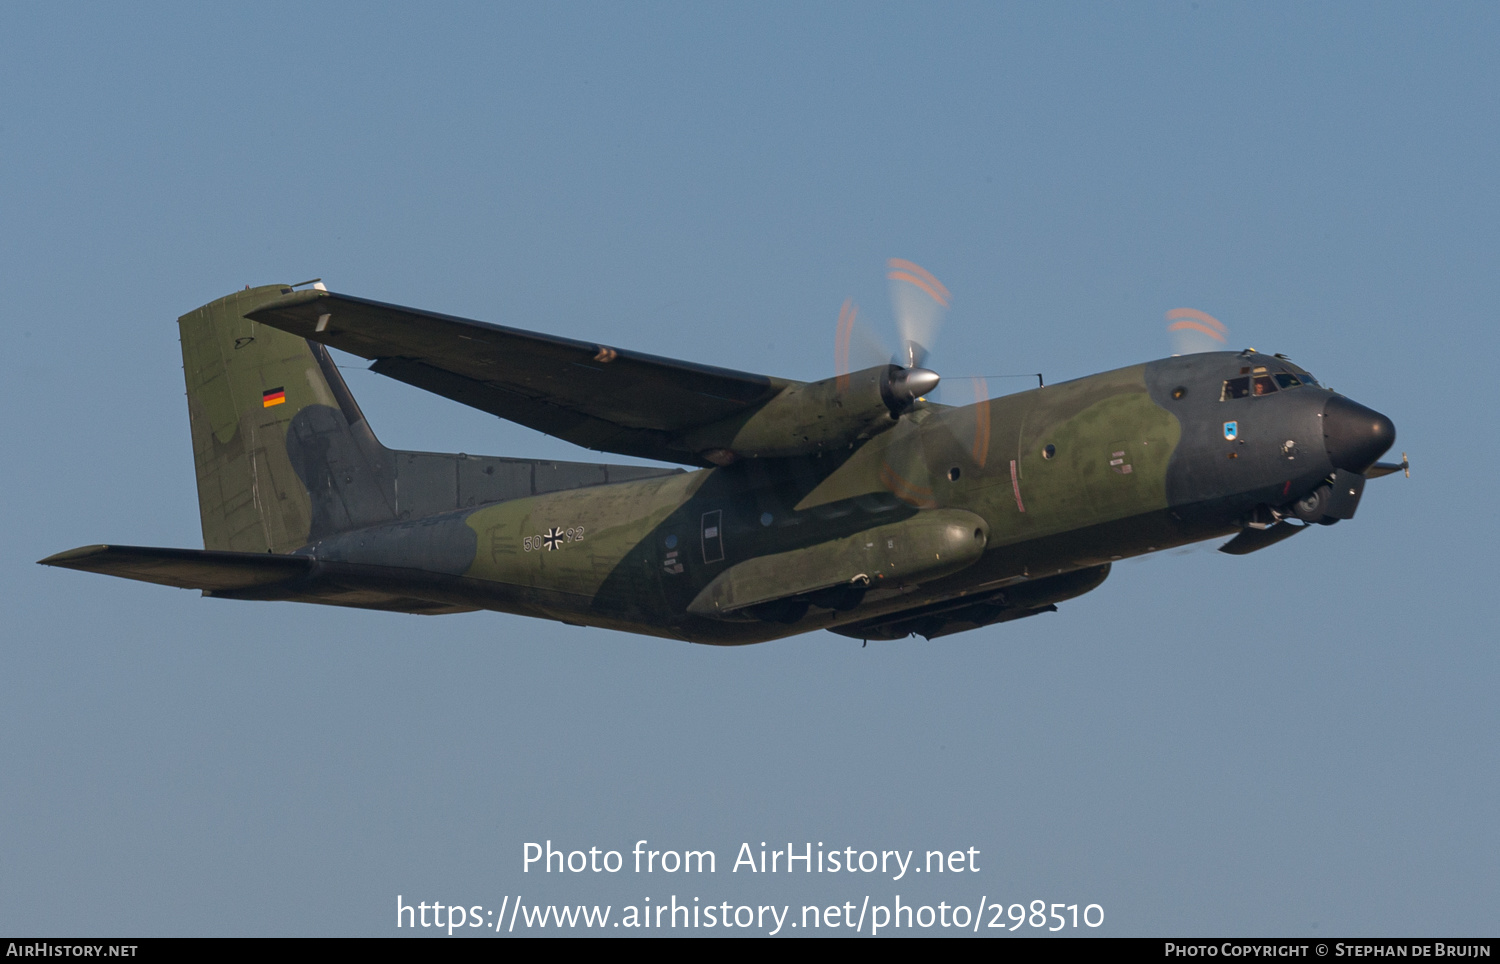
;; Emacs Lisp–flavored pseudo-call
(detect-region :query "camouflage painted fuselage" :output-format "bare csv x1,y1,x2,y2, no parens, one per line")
302,352,1347,643
44,285,1396,643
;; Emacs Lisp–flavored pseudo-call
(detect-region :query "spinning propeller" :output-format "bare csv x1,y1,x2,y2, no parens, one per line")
1166,307,1230,355
831,261,996,505
833,258,960,406
887,258,951,370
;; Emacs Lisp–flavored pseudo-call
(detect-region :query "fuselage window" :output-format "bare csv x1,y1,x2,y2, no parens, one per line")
1222,376,1251,400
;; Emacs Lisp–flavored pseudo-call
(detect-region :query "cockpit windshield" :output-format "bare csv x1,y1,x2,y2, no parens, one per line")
1221,365,1321,400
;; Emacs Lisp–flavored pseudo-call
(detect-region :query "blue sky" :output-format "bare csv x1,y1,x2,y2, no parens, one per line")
2,2,1495,936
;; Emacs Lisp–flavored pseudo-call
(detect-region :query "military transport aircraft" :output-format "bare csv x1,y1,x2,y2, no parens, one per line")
41,266,1404,643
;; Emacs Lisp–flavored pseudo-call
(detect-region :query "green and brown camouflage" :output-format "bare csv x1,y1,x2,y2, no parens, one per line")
41,284,1402,643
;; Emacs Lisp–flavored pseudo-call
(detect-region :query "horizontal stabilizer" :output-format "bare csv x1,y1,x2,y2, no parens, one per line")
39,544,313,591
38,545,476,615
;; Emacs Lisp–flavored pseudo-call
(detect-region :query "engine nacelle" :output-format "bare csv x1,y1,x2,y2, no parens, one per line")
676,365,938,463
687,508,988,619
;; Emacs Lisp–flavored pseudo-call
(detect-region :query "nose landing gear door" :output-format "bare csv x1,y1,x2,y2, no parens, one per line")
701,509,725,564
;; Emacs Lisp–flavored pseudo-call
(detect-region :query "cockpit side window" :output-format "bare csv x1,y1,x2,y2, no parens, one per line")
1274,372,1302,389
1252,375,1278,396
1222,376,1251,400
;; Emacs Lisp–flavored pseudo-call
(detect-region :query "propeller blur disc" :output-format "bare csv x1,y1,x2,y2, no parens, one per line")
933,375,993,468
1166,307,1229,355
833,298,895,382
887,259,950,369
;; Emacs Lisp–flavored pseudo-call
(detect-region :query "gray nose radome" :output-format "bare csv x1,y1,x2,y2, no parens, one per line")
1322,395,1396,473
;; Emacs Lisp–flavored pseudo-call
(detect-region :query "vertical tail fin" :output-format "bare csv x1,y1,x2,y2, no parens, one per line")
179,285,397,553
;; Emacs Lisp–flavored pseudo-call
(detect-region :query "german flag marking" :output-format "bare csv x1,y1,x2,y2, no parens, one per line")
262,388,286,408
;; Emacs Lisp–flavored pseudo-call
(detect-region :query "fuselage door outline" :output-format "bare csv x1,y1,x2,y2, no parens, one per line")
701,509,725,564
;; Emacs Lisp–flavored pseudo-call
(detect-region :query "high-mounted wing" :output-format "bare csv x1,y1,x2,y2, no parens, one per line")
247,289,789,467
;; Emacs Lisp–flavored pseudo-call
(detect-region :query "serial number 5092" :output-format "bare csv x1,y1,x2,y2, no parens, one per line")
523,526,585,552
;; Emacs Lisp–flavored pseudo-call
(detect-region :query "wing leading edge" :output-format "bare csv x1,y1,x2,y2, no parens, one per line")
247,289,789,467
